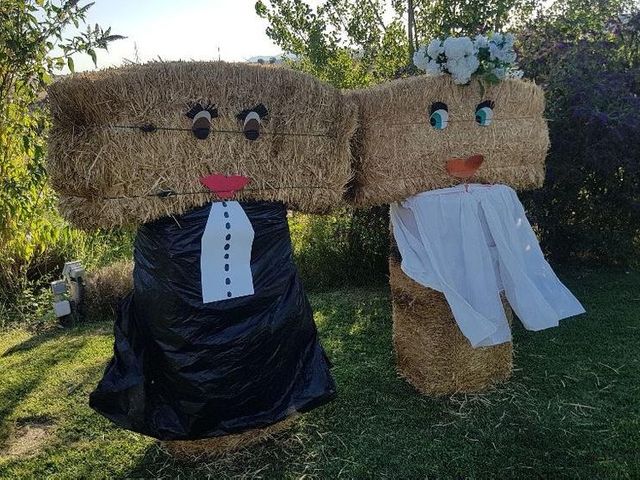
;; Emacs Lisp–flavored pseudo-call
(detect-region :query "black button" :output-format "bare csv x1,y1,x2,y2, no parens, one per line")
224,244,230,250
226,234,231,240
222,201,227,207
225,222,231,229
224,212,229,218
227,291,232,297
224,264,229,271
224,254,229,259
225,278,231,285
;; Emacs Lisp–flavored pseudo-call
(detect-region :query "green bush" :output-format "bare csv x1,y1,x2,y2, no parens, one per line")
0,1,123,327
289,207,390,290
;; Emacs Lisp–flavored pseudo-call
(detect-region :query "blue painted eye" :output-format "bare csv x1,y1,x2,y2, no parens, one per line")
429,102,449,130
475,100,495,126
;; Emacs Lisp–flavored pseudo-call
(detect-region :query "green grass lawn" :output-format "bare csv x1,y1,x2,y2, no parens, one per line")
0,268,639,479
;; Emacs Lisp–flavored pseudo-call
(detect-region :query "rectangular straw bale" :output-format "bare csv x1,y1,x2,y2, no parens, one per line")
389,257,513,395
47,61,358,229
345,76,549,206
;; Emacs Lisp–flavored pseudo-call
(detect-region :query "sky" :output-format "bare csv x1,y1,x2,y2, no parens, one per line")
69,0,289,72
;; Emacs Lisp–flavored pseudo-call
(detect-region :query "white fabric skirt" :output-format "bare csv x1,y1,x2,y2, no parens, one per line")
390,184,585,348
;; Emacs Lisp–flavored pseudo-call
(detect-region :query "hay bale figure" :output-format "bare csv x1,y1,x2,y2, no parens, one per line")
48,61,357,457
346,36,584,396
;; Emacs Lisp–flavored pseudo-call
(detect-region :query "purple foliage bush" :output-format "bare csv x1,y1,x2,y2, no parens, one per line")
519,13,640,265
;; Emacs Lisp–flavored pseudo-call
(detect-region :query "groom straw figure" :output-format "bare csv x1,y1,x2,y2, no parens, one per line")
47,61,357,458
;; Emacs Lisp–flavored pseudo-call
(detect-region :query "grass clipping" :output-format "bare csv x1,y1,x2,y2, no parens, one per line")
389,257,513,396
346,76,549,206
48,61,358,229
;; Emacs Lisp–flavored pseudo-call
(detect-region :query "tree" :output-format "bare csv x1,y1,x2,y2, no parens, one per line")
0,0,122,288
255,0,537,87
258,0,640,273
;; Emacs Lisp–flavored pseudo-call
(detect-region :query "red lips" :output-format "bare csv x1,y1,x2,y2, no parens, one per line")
200,174,251,199
446,154,484,180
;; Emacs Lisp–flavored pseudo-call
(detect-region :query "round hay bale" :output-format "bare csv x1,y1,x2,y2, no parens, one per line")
81,260,134,320
161,417,295,461
389,257,513,396
47,61,358,229
345,75,549,207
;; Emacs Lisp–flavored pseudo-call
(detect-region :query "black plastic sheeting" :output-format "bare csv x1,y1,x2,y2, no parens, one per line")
89,201,336,440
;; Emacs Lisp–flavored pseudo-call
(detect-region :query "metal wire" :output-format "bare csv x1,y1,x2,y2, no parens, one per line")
98,185,336,201
378,117,552,127
104,124,334,138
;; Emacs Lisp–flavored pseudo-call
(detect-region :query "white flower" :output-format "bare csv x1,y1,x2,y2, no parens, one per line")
489,42,501,61
509,69,524,79
425,59,444,76
490,32,504,45
413,46,430,71
446,55,479,84
443,36,474,60
441,36,479,84
503,48,517,64
426,39,444,59
504,33,515,48
416,33,519,84
489,42,517,63
474,34,489,51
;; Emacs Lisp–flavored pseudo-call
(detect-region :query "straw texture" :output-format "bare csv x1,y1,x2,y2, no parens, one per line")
82,260,134,320
48,61,358,228
346,76,549,206
161,417,295,461
389,257,513,396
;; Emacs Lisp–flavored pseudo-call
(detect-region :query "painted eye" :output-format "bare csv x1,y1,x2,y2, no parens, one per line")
185,103,218,140
237,103,269,141
429,102,449,130
475,100,495,126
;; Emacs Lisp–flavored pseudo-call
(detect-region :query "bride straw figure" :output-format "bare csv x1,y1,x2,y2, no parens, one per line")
346,33,585,396
47,61,357,458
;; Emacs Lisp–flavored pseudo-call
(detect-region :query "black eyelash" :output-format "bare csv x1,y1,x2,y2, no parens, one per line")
430,102,448,114
237,104,269,121
186,102,219,119
476,100,495,111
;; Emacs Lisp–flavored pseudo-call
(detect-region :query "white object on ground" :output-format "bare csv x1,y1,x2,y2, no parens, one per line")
390,184,585,347
201,201,255,303
53,300,71,318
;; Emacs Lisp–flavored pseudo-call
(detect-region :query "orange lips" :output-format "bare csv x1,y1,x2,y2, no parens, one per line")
446,154,484,180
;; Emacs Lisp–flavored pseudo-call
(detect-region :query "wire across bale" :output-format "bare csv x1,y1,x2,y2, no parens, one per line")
345,75,549,206
47,61,358,228
389,257,513,396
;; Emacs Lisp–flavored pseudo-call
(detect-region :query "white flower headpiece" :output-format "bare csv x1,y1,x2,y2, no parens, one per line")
413,33,523,85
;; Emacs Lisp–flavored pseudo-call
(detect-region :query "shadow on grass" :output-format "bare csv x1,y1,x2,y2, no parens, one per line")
0,328,90,450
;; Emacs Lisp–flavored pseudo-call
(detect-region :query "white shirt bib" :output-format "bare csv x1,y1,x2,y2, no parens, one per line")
200,201,255,303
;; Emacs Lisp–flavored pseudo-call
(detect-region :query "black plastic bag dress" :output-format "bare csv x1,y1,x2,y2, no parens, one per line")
89,201,336,440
